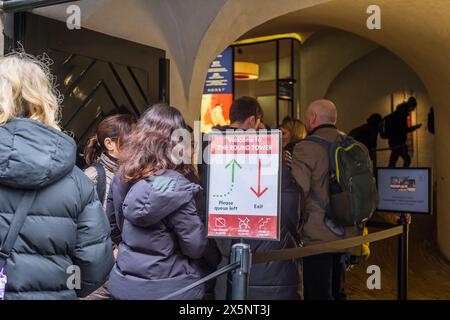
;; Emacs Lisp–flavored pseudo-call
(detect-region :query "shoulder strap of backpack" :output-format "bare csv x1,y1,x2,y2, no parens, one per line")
0,191,38,271
306,134,337,169
304,135,334,217
305,135,332,149
93,163,107,202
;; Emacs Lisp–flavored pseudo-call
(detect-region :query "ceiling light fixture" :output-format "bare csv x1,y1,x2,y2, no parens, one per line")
234,61,259,80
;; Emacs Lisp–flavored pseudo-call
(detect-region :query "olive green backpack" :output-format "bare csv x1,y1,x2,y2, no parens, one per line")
306,134,377,230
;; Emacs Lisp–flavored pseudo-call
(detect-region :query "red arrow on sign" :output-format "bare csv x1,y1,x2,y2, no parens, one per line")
250,159,268,198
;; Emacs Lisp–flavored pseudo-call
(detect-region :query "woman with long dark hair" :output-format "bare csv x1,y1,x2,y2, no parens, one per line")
106,104,219,300
84,114,135,208
82,114,135,300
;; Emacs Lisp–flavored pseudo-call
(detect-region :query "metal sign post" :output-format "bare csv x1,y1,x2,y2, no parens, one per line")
230,243,252,300
397,213,409,300
206,130,281,300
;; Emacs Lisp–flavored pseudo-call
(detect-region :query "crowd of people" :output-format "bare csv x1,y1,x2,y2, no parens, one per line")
0,52,382,301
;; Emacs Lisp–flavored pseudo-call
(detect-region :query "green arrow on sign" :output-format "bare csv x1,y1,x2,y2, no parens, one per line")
225,159,242,183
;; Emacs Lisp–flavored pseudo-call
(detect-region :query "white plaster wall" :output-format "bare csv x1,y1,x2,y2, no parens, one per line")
299,29,378,115
325,48,434,169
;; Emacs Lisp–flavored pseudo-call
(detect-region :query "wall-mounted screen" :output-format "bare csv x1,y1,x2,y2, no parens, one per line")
376,168,431,214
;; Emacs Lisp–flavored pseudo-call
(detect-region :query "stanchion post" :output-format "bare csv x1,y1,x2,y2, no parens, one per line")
397,213,409,300
230,243,252,300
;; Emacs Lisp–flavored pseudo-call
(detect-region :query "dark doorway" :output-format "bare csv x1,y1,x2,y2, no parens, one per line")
4,12,166,166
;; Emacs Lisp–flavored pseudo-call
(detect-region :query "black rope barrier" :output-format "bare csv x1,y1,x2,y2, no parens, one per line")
159,261,240,300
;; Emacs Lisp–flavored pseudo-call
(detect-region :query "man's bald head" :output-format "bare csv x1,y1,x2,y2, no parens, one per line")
305,99,337,133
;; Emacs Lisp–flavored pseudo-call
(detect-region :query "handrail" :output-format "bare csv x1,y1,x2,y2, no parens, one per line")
0,0,73,12
371,144,407,153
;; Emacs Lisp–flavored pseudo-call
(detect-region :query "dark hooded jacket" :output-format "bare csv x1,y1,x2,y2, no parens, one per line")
107,170,217,300
0,118,114,300
229,164,302,300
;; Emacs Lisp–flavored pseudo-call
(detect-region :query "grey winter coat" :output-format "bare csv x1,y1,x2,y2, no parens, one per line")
0,118,114,300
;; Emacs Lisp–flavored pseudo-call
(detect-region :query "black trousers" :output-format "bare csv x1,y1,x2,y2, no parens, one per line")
389,145,411,168
303,253,347,300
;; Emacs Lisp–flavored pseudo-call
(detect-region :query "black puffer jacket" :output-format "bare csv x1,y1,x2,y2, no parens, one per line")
0,118,114,300
107,170,218,300
230,164,302,300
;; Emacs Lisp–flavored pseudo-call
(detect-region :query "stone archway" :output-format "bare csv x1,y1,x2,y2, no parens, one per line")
189,0,450,259
187,0,332,117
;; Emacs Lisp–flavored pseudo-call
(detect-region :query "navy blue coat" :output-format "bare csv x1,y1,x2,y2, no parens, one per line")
0,118,114,300
230,164,302,300
107,170,218,300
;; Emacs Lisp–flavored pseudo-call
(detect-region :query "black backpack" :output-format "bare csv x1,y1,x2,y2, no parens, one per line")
380,114,394,139
92,163,107,203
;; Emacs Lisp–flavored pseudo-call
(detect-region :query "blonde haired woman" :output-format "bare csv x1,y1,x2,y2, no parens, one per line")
280,116,307,148
279,117,307,165
0,53,114,300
